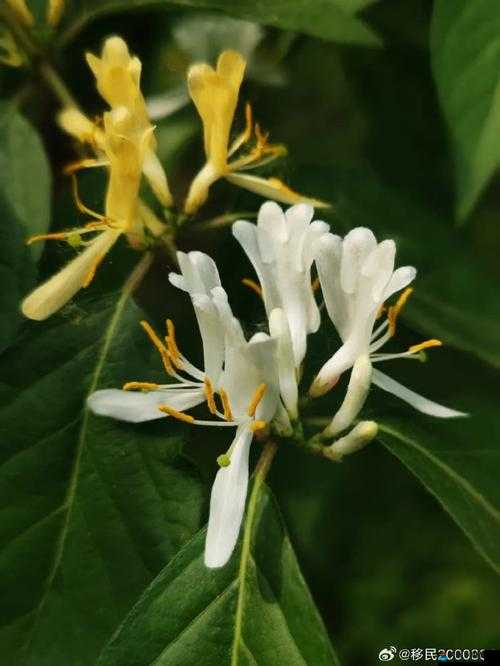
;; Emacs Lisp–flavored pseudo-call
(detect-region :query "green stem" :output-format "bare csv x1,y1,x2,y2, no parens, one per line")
39,60,79,108
231,439,278,666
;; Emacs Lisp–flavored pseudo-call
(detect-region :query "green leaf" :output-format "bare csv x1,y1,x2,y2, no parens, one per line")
431,0,500,221
0,261,204,665
0,105,51,353
0,193,35,355
304,166,500,369
378,417,500,575
60,0,381,49
97,480,339,666
0,104,52,260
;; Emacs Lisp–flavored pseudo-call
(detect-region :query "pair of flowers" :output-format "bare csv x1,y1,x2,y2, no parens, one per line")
89,201,465,569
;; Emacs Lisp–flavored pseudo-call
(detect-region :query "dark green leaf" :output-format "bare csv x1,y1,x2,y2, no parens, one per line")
378,417,500,574
431,0,500,221
60,0,381,49
0,104,52,260
0,273,204,665
97,483,339,666
0,193,35,354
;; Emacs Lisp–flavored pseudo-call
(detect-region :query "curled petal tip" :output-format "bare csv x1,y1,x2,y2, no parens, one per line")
309,374,339,398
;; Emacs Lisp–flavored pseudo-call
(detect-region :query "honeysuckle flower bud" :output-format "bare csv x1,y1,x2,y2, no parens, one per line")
46,0,65,26
22,106,148,320
233,201,330,367
5,0,34,27
0,28,25,67
323,421,378,462
322,354,372,439
310,228,466,418
184,50,328,214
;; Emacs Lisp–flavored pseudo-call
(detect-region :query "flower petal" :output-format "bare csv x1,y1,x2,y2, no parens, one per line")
382,266,417,301
142,148,173,207
204,425,253,568
87,387,205,423
372,369,468,418
225,172,329,208
21,229,120,321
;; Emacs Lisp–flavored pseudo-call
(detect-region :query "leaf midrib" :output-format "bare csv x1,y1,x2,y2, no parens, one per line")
21,276,139,659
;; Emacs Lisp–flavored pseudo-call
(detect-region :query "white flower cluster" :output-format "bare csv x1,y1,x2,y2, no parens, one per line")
88,201,465,568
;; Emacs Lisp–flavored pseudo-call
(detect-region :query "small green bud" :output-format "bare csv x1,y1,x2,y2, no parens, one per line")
217,454,231,468
67,233,83,248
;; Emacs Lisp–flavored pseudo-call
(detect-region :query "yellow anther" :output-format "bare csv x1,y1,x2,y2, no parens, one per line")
249,420,267,433
219,388,234,422
388,287,413,335
26,232,67,245
408,338,442,354
158,405,194,423
140,320,176,376
247,383,267,417
123,382,159,391
166,319,181,363
82,253,104,288
376,304,387,320
242,278,263,298
312,277,321,292
204,377,218,415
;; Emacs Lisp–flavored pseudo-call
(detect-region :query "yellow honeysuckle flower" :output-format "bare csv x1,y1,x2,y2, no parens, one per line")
21,106,151,321
59,36,172,208
184,49,329,214
0,28,25,67
5,0,34,27
46,0,65,27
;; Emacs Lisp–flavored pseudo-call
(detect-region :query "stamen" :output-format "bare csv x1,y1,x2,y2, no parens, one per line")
247,383,267,417
204,377,218,415
165,319,181,365
249,420,267,433
70,173,107,222
408,338,442,354
388,287,413,335
26,232,67,245
219,388,234,422
82,253,104,288
140,320,175,376
63,158,107,175
242,278,262,298
158,404,194,423
376,304,387,320
123,381,159,391
228,103,253,157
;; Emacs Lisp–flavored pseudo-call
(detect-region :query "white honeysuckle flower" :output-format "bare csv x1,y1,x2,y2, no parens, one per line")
233,201,330,368
88,250,283,569
311,227,466,422
89,251,225,422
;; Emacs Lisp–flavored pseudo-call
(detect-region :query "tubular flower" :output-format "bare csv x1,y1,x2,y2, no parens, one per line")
233,201,330,368
59,35,172,207
87,250,285,568
184,49,328,214
21,107,149,321
310,228,466,426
